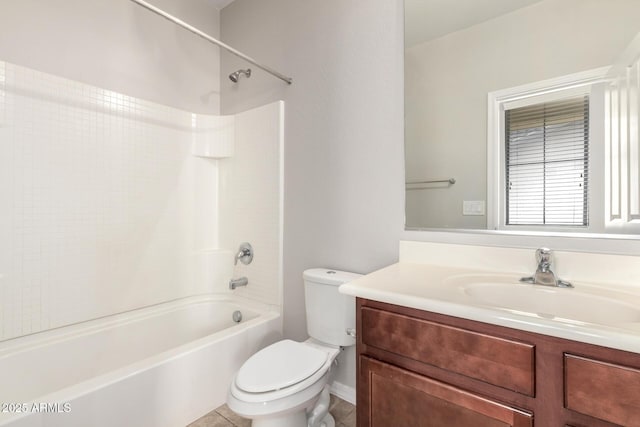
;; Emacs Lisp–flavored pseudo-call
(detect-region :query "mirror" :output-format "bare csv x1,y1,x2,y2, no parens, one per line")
404,0,640,234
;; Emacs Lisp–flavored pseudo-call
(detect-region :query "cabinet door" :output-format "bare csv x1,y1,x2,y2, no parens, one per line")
359,356,533,427
565,354,640,426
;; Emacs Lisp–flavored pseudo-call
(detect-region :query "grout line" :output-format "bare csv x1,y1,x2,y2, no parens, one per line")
213,410,233,426
214,409,243,427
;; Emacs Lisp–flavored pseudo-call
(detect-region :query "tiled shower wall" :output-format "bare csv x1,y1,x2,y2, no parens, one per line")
0,61,283,341
219,102,284,308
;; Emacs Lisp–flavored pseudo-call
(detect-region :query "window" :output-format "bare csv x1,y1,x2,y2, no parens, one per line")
487,67,607,232
504,96,589,226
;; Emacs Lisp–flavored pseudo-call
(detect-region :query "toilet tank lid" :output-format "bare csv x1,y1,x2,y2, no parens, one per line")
303,268,362,286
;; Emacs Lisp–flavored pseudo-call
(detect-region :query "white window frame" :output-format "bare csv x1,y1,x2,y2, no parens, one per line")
487,67,609,232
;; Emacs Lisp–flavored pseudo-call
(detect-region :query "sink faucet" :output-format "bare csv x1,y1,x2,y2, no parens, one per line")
520,248,573,288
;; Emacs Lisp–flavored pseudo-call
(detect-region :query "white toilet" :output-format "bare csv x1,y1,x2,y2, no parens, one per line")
227,268,361,427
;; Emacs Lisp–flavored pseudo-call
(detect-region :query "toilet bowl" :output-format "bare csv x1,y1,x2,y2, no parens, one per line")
226,268,361,427
227,339,340,427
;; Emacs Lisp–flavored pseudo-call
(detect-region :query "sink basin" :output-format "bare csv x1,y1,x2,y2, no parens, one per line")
448,274,640,325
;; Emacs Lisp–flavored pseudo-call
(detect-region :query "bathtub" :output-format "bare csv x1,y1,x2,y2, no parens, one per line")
0,295,281,427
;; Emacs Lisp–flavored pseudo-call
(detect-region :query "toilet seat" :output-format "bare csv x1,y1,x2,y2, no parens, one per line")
236,340,327,393
230,339,340,404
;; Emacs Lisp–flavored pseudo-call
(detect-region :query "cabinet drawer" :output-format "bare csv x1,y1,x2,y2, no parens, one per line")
360,356,533,427
565,354,640,425
361,307,535,396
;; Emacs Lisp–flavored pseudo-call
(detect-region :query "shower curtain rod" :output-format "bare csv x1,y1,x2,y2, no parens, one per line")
129,0,293,85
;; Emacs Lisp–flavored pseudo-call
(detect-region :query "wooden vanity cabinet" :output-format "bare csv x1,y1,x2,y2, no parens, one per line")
360,356,533,427
356,298,640,427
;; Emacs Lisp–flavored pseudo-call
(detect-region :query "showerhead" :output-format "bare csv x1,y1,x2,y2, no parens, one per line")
229,68,251,83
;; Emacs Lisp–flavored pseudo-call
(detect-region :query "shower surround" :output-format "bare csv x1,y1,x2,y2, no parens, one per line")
0,59,283,342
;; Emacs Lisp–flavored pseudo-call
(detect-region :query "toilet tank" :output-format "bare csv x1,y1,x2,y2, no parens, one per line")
303,268,362,347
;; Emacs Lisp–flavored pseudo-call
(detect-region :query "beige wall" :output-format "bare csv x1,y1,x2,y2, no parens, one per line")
221,0,405,390
405,0,640,229
0,0,221,114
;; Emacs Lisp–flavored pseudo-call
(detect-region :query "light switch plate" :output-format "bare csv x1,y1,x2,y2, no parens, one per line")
463,200,485,216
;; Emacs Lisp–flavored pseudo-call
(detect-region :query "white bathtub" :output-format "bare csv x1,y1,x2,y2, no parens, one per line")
0,295,281,427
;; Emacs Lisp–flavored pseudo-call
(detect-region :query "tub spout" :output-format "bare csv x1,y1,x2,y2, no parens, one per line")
229,277,248,290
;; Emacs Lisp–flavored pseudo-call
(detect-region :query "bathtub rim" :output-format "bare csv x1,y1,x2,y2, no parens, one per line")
0,293,278,358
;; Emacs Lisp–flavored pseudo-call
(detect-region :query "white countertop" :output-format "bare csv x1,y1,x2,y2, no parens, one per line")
339,262,640,354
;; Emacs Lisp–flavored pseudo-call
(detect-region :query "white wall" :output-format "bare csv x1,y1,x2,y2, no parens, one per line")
220,0,405,391
405,0,640,229
0,0,221,114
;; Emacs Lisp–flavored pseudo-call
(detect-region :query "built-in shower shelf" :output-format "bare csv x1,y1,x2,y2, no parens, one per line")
192,115,235,159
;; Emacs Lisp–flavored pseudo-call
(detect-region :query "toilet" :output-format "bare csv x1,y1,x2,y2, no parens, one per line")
227,268,361,427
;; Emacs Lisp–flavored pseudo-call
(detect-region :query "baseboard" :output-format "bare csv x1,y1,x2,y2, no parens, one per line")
330,381,356,405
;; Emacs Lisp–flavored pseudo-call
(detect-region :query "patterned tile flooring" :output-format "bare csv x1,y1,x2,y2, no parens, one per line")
187,394,356,427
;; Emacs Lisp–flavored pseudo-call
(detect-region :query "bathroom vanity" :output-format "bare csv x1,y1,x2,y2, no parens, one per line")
357,298,640,427
340,242,640,427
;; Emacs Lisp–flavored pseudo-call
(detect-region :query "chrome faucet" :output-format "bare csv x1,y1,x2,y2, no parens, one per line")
229,277,248,290
234,242,253,266
520,248,573,288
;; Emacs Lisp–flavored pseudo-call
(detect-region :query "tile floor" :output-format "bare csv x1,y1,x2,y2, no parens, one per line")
187,394,356,427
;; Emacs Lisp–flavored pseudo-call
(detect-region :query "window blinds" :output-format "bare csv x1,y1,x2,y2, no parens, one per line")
505,96,589,226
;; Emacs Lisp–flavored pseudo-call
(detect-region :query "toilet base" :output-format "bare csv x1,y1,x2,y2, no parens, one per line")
251,412,335,427
248,386,334,427
319,413,336,427
250,410,306,427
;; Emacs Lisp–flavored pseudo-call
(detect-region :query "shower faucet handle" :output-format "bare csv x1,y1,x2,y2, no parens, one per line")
234,242,254,265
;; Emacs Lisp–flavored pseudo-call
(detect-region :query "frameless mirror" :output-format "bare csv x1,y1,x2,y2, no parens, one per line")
404,0,640,235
